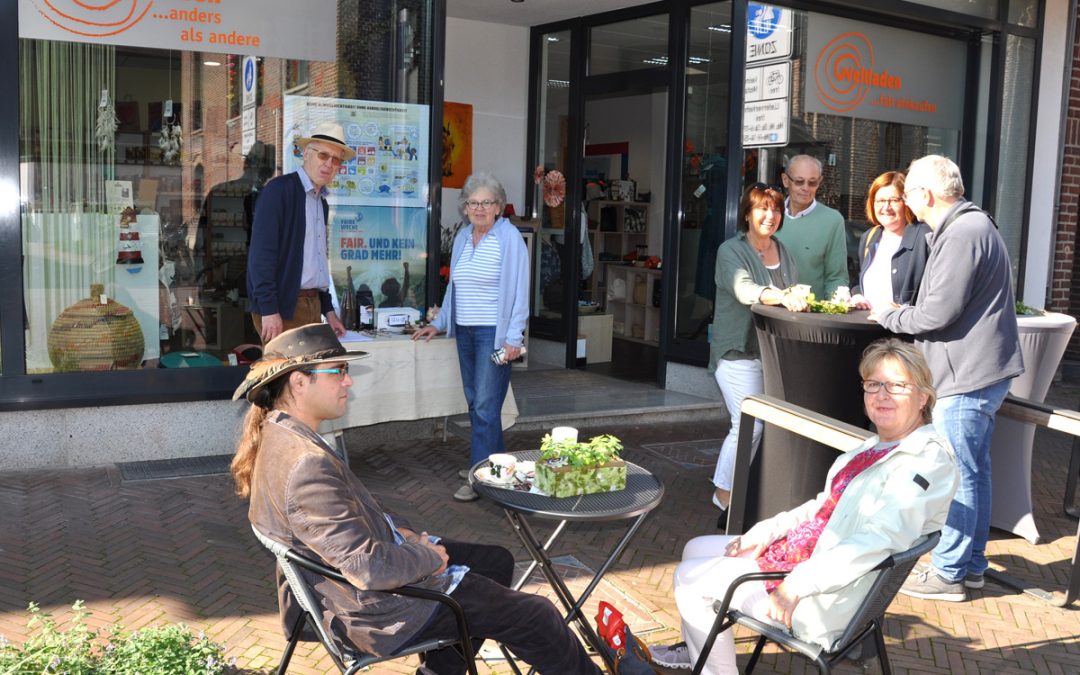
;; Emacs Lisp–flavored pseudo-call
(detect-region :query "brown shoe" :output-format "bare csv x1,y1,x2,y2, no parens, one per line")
453,484,479,502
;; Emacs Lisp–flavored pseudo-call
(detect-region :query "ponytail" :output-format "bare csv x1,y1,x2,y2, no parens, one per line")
231,376,289,498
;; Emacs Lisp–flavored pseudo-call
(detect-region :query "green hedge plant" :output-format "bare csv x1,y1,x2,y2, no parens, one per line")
0,601,235,674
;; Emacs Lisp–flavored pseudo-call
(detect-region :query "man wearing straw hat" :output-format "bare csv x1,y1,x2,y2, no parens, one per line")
232,323,602,674
247,121,356,343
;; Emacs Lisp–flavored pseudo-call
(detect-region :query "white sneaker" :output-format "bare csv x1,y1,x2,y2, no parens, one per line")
453,483,479,502
650,641,691,670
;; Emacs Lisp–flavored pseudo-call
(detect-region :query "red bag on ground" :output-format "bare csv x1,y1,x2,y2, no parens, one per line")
595,601,657,674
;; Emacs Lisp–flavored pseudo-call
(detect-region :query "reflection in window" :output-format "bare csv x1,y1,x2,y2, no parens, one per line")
995,33,1036,282
901,0,998,19
534,30,571,323
675,2,732,344
590,15,670,76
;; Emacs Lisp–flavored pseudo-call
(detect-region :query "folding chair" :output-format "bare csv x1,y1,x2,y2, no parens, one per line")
692,531,941,675
251,526,478,675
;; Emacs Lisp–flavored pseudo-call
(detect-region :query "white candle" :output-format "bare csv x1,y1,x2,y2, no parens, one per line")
551,426,578,444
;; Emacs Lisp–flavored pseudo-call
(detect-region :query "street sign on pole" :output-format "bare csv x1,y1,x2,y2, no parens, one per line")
241,56,257,155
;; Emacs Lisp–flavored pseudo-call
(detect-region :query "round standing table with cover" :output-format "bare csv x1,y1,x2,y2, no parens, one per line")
746,305,890,525
989,312,1077,544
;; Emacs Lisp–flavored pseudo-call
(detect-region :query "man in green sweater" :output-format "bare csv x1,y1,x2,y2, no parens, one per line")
775,155,849,299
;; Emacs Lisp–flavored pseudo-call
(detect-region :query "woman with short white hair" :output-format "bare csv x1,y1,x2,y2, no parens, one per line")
413,172,529,501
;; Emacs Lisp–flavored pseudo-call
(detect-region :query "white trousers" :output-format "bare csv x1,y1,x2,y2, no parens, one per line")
712,359,764,491
675,535,778,675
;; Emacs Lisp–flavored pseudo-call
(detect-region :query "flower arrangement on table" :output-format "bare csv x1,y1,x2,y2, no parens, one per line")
535,429,626,497
789,284,853,314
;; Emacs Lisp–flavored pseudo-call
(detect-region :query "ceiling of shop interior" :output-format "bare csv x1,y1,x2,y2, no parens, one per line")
447,0,649,26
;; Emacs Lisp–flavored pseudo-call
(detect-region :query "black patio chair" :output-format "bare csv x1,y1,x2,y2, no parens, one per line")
251,526,478,675
691,530,941,675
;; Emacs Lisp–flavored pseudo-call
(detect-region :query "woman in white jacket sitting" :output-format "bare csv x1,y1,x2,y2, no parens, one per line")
651,339,958,673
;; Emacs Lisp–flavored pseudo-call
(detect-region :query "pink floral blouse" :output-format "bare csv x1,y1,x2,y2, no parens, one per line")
757,443,897,592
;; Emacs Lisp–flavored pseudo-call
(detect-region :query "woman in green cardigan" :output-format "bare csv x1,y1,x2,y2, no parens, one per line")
710,184,807,522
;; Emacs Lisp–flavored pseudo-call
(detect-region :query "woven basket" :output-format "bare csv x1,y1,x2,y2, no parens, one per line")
48,283,145,372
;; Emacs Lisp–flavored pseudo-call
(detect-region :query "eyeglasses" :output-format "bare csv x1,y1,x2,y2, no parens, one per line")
861,380,913,395
784,174,821,189
309,149,345,167
306,364,350,379
465,200,498,210
874,198,904,208
749,182,784,194
902,186,926,200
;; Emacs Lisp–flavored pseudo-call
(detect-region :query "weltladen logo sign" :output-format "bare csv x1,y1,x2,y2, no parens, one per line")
804,14,965,130
19,0,337,62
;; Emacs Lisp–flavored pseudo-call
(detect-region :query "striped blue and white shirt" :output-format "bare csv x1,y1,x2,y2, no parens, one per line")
451,232,502,325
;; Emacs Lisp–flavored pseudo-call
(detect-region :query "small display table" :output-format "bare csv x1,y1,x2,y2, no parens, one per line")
470,450,664,672
322,335,518,433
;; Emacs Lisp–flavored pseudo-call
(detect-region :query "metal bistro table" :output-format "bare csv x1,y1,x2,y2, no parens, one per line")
470,450,664,671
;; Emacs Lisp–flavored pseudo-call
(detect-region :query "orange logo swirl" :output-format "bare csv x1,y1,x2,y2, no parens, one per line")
29,0,153,37
814,31,874,113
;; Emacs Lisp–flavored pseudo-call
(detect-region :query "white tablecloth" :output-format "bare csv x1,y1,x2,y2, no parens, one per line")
990,312,1076,544
322,335,518,433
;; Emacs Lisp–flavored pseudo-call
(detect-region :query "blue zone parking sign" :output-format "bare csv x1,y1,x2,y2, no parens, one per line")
746,4,792,63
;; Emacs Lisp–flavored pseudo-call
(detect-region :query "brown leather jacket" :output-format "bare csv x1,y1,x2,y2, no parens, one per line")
248,411,449,656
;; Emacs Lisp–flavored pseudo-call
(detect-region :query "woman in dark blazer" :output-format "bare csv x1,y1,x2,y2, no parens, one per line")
852,171,932,310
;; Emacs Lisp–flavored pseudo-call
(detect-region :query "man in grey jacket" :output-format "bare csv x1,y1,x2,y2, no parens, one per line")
873,155,1023,602
232,324,602,674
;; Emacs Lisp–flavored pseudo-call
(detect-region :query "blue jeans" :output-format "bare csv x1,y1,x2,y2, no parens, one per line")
930,378,1012,582
454,324,511,466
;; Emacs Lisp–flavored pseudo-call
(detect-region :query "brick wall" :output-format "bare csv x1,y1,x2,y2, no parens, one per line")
1060,9,1080,360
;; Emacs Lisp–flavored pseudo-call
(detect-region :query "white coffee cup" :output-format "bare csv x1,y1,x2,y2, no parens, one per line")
488,453,517,483
551,426,579,444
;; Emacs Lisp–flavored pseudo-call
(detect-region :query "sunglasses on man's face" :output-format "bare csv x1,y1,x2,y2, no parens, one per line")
306,364,350,379
309,148,345,167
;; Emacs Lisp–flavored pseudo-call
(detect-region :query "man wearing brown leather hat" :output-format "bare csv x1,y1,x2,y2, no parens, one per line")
232,324,601,674
247,121,358,344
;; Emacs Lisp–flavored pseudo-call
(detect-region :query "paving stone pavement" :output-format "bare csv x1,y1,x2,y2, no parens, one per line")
0,401,1078,673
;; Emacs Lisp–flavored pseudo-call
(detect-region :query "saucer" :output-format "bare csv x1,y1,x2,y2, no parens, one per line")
514,461,535,481
475,466,515,486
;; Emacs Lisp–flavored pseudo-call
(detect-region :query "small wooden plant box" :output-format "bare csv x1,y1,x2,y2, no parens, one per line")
535,459,627,498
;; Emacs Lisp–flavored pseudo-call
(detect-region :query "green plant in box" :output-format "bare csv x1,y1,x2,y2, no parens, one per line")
536,434,627,497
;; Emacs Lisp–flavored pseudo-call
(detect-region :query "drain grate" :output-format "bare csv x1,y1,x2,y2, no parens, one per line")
641,439,722,469
118,454,232,481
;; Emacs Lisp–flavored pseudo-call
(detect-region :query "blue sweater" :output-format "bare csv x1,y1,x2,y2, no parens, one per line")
247,171,333,319
432,217,530,350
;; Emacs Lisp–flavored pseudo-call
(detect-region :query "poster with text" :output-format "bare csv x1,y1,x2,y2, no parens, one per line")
330,206,428,311
283,95,429,208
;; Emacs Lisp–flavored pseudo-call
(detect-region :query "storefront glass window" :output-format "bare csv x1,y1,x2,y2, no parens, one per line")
18,0,434,374
675,1,733,345
1008,0,1038,28
995,33,1036,281
589,15,670,76
534,30,571,324
741,8,963,297
900,0,998,20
